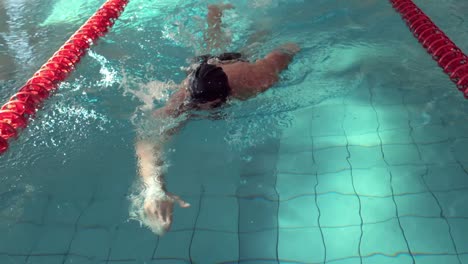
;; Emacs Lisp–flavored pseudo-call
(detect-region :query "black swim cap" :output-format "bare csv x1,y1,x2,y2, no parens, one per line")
188,63,230,104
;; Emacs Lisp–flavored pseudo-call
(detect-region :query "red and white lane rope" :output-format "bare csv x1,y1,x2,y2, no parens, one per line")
0,0,129,154
390,0,468,98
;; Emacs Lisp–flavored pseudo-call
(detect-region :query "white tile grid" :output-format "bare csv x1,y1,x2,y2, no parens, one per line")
26,256,64,264
316,193,361,228
400,217,456,254
361,219,409,258
238,230,277,261
362,254,413,264
313,146,349,175
276,172,317,200
348,145,387,169
67,228,111,261
322,226,361,261
360,196,396,224
424,164,468,192
273,81,468,264
278,195,318,228
394,193,441,218
5,76,468,264
191,230,238,263
153,231,192,262
278,228,324,263
447,219,468,255
316,170,355,195
108,223,157,262
195,196,238,232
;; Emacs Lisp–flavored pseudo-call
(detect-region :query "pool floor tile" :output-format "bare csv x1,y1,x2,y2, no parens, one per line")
381,144,422,166
424,164,468,192
362,254,414,264
375,105,411,131
346,133,381,147
371,84,404,105
25,256,64,264
413,255,461,264
317,193,361,227
342,105,378,135
196,196,238,232
419,142,456,164
460,254,468,264
63,255,96,264
278,228,324,263
276,172,317,199
310,104,346,137
451,138,468,164
395,193,440,217
317,170,355,195
313,135,347,150
0,223,41,255
314,146,350,174
434,190,468,218
400,217,456,254
78,198,128,227
151,259,190,264
153,231,192,261
328,257,362,264
169,192,200,232
15,195,49,224
191,231,238,263
447,219,468,253
348,145,387,169
238,197,278,233
379,129,413,145
361,219,408,257
44,199,85,225
388,165,428,195
412,125,451,144
237,173,278,201
69,228,111,259
360,196,396,224
279,134,313,153
239,230,277,260
31,225,75,254
0,255,26,264
108,225,157,261
278,195,318,228
276,151,316,175
323,226,361,262
353,167,392,197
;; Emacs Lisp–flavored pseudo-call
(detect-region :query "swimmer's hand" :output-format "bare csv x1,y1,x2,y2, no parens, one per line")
277,43,301,56
208,3,235,12
143,191,190,235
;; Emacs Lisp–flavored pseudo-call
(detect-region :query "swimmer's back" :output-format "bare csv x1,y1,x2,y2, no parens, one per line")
220,44,299,100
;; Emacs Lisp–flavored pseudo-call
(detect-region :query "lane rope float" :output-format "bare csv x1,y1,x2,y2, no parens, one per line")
390,0,468,98
0,0,130,154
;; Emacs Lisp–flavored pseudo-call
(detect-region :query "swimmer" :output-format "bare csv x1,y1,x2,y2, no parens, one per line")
135,3,300,235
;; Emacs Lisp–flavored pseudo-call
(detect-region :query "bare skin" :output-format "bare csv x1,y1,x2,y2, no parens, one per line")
135,3,300,235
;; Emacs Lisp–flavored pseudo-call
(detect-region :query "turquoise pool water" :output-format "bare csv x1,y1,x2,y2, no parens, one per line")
1,0,468,263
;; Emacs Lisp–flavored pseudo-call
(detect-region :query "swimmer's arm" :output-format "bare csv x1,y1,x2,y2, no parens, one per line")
153,88,187,118
256,43,300,74
205,4,234,50
248,43,300,93
135,139,166,191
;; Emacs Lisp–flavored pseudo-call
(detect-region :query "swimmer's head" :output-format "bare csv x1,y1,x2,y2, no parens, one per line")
187,63,230,108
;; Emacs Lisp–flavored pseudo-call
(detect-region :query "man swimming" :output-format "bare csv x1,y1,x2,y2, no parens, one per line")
135,3,300,235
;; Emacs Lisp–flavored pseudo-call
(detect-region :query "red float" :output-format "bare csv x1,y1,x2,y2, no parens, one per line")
390,0,468,99
0,0,129,154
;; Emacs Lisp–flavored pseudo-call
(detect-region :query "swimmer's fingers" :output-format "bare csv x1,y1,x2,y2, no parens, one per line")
168,193,191,208
161,202,174,229
221,3,234,10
